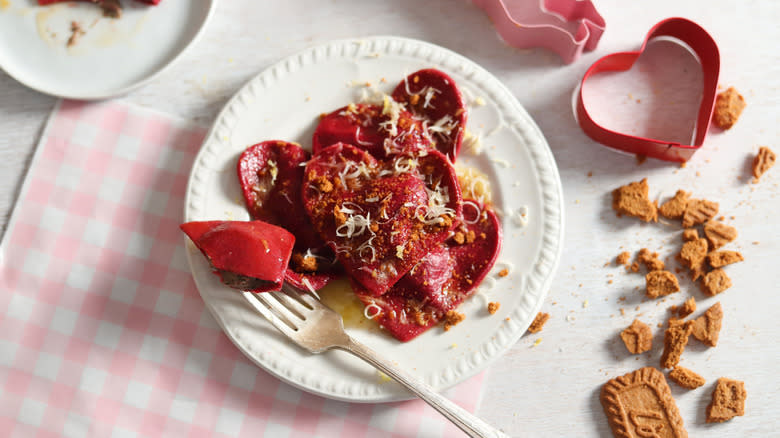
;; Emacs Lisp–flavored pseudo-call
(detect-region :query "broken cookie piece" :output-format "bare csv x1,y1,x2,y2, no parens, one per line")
691,302,723,347
527,312,549,334
679,238,708,280
701,269,732,296
660,320,693,369
682,199,719,228
646,270,680,299
612,178,658,222
669,366,706,389
752,146,775,182
615,251,630,266
703,220,737,250
659,189,690,219
682,228,699,242
637,248,664,271
706,378,746,423
707,250,744,268
712,86,746,130
620,319,653,354
677,297,696,318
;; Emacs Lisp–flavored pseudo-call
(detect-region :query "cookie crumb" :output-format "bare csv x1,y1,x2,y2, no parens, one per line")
707,378,746,422
646,271,680,299
752,146,775,182
527,312,549,333
487,302,500,315
443,311,465,331
612,179,658,222
498,268,509,277
291,253,319,272
682,228,699,242
700,269,732,296
615,251,630,266
677,297,696,318
691,302,723,347
669,366,706,389
712,87,746,130
637,248,664,271
620,319,653,354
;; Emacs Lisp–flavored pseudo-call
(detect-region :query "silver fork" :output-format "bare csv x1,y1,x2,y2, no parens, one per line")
242,285,510,438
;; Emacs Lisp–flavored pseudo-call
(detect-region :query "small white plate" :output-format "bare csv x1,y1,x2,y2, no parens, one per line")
0,0,215,99
184,36,564,402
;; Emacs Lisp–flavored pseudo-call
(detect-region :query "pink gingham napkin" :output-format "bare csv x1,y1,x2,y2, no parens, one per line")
0,100,487,437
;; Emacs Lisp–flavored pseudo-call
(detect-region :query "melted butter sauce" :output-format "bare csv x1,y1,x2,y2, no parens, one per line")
317,278,381,332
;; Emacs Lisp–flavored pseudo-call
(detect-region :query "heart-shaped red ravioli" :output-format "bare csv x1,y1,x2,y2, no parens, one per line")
353,201,502,341
302,143,462,296
392,69,467,161
312,103,428,159
180,220,295,293
237,141,340,290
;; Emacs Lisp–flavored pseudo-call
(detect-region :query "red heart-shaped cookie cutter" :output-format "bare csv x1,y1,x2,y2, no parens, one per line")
576,17,720,162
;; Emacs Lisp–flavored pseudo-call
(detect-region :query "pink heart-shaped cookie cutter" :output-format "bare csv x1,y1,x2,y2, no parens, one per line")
473,0,605,64
576,17,720,162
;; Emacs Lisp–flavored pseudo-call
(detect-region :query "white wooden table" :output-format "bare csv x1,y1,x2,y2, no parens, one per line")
2,1,778,435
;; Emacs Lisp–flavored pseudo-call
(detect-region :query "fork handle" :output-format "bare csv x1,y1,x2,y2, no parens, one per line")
341,338,511,438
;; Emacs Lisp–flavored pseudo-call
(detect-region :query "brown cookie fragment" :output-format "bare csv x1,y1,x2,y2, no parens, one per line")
691,302,723,347
682,228,698,242
679,238,708,279
646,271,680,299
706,378,746,423
527,312,549,334
669,366,706,389
616,251,631,266
682,199,719,228
660,321,693,369
601,367,688,438
752,146,775,182
700,269,732,296
443,310,465,331
637,248,664,272
677,297,696,318
612,179,658,222
703,220,737,250
712,86,746,130
620,319,653,354
487,302,500,315
707,250,744,268
659,190,690,219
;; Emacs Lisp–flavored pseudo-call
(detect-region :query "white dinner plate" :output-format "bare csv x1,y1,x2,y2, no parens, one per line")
183,36,564,402
0,0,215,99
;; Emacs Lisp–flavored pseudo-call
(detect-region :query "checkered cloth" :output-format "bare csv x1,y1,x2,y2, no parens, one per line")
0,100,486,437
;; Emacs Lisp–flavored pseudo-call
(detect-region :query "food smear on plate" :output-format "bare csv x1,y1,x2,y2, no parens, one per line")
37,0,161,19
180,220,294,293
233,69,502,341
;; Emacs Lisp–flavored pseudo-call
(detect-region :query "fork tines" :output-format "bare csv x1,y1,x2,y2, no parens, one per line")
242,287,317,335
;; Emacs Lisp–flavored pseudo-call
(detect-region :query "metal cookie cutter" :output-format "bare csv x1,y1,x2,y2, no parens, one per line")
576,17,721,162
473,0,605,64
